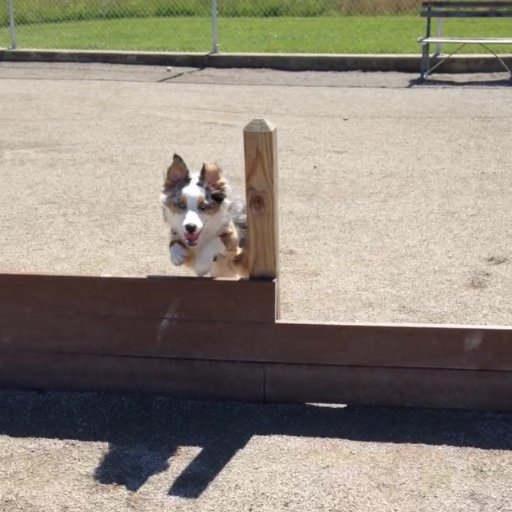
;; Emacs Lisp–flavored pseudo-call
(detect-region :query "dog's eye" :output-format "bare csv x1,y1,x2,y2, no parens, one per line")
198,202,207,211
177,200,186,210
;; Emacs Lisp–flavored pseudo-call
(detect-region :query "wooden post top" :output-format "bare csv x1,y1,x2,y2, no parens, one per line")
244,118,276,133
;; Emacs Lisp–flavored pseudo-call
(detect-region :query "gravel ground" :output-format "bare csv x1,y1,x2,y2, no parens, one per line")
0,391,511,512
0,62,511,511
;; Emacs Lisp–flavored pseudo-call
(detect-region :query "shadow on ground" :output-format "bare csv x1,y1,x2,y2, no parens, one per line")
0,390,511,498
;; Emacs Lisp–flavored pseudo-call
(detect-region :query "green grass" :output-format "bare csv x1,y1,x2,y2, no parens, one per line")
2,16,512,54
0,0,419,27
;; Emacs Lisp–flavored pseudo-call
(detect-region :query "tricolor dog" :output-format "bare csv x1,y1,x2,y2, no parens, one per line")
160,154,247,278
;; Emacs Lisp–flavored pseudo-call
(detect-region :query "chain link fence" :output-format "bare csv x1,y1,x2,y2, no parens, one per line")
3,1,495,55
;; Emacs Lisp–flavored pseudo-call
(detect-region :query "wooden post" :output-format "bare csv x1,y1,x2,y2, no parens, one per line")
243,119,279,283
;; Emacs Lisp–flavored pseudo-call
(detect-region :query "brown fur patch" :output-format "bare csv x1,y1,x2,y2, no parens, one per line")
219,225,239,254
233,249,249,278
219,224,249,278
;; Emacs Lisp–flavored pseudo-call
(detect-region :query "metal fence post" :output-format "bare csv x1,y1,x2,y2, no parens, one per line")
211,0,219,54
8,0,17,49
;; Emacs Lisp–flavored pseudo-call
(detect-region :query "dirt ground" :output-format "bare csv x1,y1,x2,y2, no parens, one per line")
0,62,512,511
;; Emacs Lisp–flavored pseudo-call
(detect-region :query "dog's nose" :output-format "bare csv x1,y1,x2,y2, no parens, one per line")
185,223,197,234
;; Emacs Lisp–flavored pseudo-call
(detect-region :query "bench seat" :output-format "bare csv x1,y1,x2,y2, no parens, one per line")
420,37,512,45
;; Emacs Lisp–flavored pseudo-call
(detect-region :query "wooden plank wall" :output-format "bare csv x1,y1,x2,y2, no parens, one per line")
0,274,272,401
1,273,512,411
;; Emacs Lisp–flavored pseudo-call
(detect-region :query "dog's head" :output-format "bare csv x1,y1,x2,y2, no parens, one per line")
160,154,228,247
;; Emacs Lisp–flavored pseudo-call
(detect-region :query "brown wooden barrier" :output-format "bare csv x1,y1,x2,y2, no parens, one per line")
0,119,511,410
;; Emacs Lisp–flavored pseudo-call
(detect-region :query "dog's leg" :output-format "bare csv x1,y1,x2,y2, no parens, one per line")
232,248,249,278
218,224,248,278
193,237,225,277
210,254,239,279
170,241,190,267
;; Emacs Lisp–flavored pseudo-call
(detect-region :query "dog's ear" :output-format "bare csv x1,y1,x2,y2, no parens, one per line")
200,163,227,203
200,162,225,188
164,153,190,190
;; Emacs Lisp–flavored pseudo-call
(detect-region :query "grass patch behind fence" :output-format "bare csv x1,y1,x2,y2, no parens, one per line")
2,16,512,54
1,0,421,27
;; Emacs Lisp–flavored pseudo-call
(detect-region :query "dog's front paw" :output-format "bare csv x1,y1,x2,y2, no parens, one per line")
193,260,212,277
193,239,224,277
170,243,187,266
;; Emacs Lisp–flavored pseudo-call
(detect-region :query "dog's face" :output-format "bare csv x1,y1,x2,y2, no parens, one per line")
161,154,228,247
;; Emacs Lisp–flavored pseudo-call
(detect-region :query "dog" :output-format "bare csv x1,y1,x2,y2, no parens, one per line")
160,153,248,278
